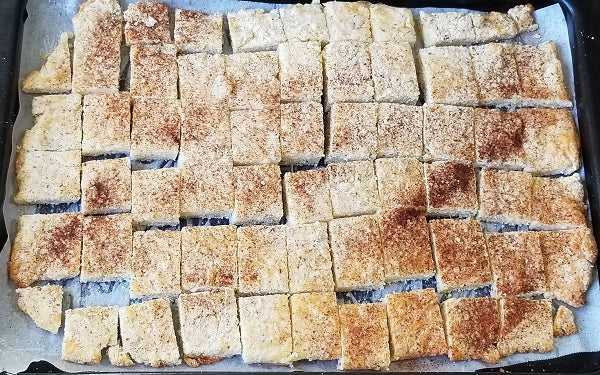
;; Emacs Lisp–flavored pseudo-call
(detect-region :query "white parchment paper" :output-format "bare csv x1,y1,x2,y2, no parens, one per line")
0,1,598,373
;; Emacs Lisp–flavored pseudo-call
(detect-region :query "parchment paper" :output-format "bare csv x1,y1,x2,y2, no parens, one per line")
1,1,598,373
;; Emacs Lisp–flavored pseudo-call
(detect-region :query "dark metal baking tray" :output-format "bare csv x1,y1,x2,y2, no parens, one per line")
1,0,600,373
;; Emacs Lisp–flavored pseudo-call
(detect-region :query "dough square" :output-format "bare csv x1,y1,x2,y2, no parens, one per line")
379,207,435,282
531,174,586,230
290,292,341,361
16,284,63,333
280,102,324,165
119,298,180,367
323,41,374,107
425,160,478,217
514,42,572,108
238,294,295,365
539,228,598,307
338,303,390,370
81,213,132,282
130,229,181,299
279,41,323,103
498,298,553,357
179,157,234,219
72,0,121,94
375,157,426,210
180,225,237,292
423,104,475,162
130,98,181,161
230,108,281,165
62,306,118,364
81,157,131,215
328,215,384,291
82,92,131,156
237,225,288,295
124,1,171,45
178,289,241,365
477,168,534,225
470,12,518,43
442,297,501,364
177,53,231,108
283,168,333,225
9,213,82,287
470,43,521,106
22,32,72,94
286,222,335,293
131,168,180,227
323,1,372,42
377,103,423,159
419,11,477,47
129,43,178,98
486,231,545,297
518,108,580,176
231,164,283,226
14,150,81,205
328,160,380,218
419,11,476,47
429,218,492,292
174,9,223,54
369,4,416,44
226,51,280,110
227,8,286,53
369,41,419,104
326,102,377,163
179,105,230,162
385,289,447,360
278,3,329,43
474,108,526,170
418,46,479,106
21,94,82,151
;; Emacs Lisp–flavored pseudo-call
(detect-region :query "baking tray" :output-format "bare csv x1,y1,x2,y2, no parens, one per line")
1,0,600,373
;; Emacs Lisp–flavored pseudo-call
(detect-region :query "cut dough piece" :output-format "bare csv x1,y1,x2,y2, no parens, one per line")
81,92,131,156
369,4,416,44
227,8,286,53
379,207,435,282
539,228,598,307
323,1,372,42
9,213,82,287
290,292,341,361
178,290,241,365
329,215,384,291
123,1,171,45
553,305,578,336
21,94,82,152
72,0,122,94
498,298,553,357
278,3,329,43
119,298,181,367
385,289,447,360
231,164,283,226
62,306,118,364
238,294,296,365
22,32,72,94
442,297,501,364
418,46,479,106
130,229,181,299
81,214,132,282
174,9,223,54
16,284,63,334
338,303,390,370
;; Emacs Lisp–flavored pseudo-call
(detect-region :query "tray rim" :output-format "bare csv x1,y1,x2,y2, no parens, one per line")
1,0,600,373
